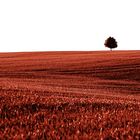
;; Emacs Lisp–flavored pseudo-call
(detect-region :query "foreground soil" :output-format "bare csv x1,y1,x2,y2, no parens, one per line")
0,51,140,139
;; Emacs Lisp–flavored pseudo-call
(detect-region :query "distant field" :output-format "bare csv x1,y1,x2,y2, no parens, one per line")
0,51,140,139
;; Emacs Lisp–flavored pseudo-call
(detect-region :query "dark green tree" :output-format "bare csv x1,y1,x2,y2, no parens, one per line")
104,37,117,51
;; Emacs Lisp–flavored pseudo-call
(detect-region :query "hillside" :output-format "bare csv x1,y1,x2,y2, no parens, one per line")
0,51,139,94
0,51,140,139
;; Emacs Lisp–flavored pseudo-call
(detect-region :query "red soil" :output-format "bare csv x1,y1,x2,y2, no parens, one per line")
0,51,140,139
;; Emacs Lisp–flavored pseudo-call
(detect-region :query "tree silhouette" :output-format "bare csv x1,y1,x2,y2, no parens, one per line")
104,37,117,51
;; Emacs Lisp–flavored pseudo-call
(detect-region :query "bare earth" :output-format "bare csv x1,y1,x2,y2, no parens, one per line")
0,51,140,139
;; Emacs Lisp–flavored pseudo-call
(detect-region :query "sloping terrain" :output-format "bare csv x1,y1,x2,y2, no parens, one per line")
0,51,140,139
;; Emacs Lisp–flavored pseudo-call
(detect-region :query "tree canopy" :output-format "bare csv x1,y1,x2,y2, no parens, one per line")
104,37,117,50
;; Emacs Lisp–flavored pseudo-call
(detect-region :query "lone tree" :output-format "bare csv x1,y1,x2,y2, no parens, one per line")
104,37,117,51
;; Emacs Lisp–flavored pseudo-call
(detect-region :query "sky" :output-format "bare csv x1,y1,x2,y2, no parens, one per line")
0,0,140,52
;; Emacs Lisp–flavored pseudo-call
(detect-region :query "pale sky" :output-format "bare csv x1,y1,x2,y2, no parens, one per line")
0,0,140,52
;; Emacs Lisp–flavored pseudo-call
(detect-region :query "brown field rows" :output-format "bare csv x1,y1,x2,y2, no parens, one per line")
0,51,140,139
